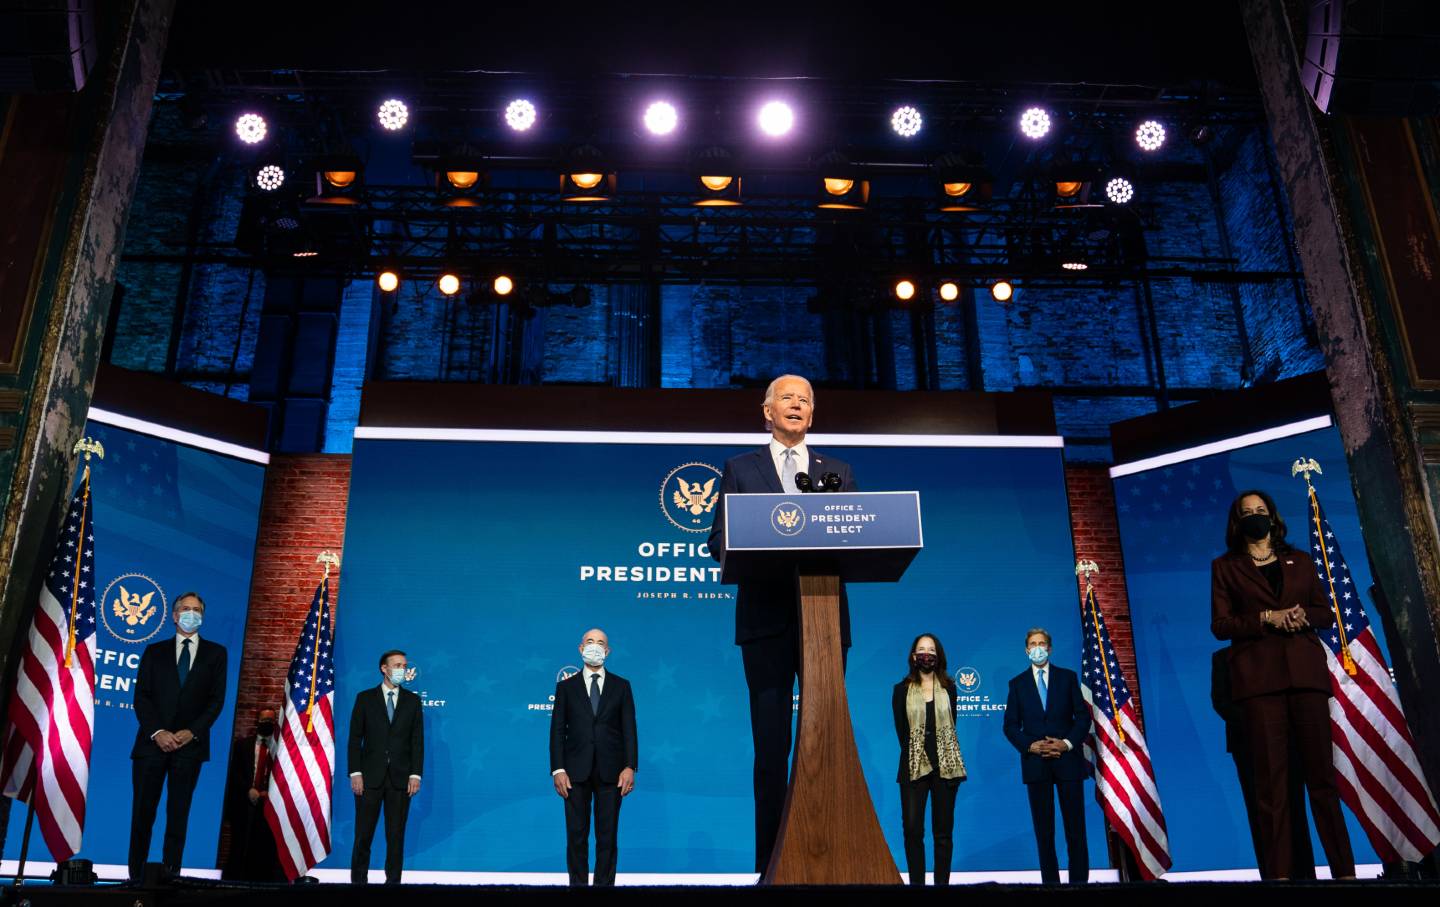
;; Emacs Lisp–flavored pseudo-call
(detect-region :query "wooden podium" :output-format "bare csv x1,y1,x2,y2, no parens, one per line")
721,491,923,885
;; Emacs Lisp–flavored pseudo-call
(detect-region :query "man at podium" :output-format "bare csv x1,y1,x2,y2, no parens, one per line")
708,373,858,873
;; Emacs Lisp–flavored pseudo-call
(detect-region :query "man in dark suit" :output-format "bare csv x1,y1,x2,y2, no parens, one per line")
348,649,424,885
221,706,284,881
129,591,229,881
707,373,858,874
1002,627,1091,885
549,628,638,886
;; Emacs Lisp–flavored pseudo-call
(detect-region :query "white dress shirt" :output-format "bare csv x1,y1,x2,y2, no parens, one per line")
1031,662,1072,751
553,667,607,775
768,438,810,480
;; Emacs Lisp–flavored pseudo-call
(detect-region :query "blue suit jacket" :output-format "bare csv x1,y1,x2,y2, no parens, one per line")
1002,665,1092,784
707,445,857,646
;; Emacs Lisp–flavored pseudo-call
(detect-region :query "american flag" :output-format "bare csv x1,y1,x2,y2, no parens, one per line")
1304,486,1440,862
263,577,337,880
0,470,99,861
1078,580,1173,880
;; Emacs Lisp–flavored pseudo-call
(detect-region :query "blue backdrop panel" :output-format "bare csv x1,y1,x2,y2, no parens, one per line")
1114,424,1387,872
329,437,1104,875
3,421,265,872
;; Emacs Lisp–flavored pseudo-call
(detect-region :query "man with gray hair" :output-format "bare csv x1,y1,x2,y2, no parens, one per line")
1003,627,1091,884
707,374,858,873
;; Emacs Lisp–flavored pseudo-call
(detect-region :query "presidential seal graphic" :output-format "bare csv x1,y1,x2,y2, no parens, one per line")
660,462,722,533
556,665,581,683
404,664,420,683
100,573,167,644
954,666,982,694
770,501,806,537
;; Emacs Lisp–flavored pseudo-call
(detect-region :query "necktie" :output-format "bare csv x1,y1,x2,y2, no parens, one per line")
178,638,192,686
387,690,396,723
252,743,272,791
589,673,601,715
780,448,798,494
1037,668,1048,709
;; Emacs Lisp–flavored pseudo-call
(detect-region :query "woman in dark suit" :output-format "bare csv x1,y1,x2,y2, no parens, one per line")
891,633,967,886
1210,489,1354,880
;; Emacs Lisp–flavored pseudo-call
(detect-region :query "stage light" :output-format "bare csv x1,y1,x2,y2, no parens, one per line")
1135,119,1166,151
292,250,318,258
643,100,678,136
505,98,537,132
1105,176,1134,204
255,165,285,191
1019,107,1050,139
894,279,916,301
934,155,993,211
991,280,1013,302
890,105,923,137
437,273,461,296
446,170,481,189
378,99,409,131
942,181,973,198
700,175,732,191
823,178,855,196
323,170,357,189
493,275,515,296
569,172,604,190
1061,261,1088,271
757,101,794,137
235,113,267,144
1055,180,1084,198
693,146,742,206
376,270,400,292
561,147,614,201
939,281,959,302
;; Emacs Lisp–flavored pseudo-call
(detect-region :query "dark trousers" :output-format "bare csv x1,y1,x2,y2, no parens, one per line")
128,753,203,880
900,773,959,886
1241,689,1354,880
351,776,411,884
564,776,622,886
1230,732,1316,879
221,803,284,882
1027,779,1088,885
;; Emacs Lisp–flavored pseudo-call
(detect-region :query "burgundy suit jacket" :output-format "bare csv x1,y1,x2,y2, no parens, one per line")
1210,548,1336,701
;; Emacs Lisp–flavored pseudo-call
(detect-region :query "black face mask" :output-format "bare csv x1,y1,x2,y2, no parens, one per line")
1239,513,1272,542
913,653,938,672
257,722,275,737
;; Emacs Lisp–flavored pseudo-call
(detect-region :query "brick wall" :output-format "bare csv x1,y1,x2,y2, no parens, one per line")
1064,463,1145,726
230,455,352,735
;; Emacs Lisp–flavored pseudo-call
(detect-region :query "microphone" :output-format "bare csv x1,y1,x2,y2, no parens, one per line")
820,472,843,492
794,471,814,493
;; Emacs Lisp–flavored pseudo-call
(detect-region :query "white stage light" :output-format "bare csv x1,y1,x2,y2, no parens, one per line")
255,165,285,191
1135,120,1166,151
505,98,537,132
757,101,794,137
1019,107,1051,139
235,113,267,144
643,101,678,136
890,105,922,137
1105,177,1134,204
378,99,409,131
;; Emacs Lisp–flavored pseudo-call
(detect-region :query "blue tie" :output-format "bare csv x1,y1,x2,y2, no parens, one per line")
178,638,192,686
387,690,396,723
1037,668,1048,709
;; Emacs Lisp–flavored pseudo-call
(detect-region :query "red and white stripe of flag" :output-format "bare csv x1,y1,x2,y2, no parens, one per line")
0,584,97,860
1082,691,1173,880
1327,630,1440,863
263,688,336,879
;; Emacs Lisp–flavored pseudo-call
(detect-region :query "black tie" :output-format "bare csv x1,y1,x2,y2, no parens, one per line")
589,673,601,715
178,638,192,686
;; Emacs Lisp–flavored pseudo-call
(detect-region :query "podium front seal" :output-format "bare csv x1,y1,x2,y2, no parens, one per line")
770,501,807,537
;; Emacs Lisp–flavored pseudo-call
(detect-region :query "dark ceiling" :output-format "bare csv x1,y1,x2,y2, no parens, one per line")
163,0,1258,89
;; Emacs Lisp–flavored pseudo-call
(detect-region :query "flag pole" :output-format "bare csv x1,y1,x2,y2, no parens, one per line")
65,439,104,669
306,551,339,732
1292,458,1357,676
1077,559,1124,745
12,797,36,885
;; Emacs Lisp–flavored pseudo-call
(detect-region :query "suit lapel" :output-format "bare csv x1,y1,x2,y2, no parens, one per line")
1233,554,1281,606
1020,669,1045,718
748,447,783,494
